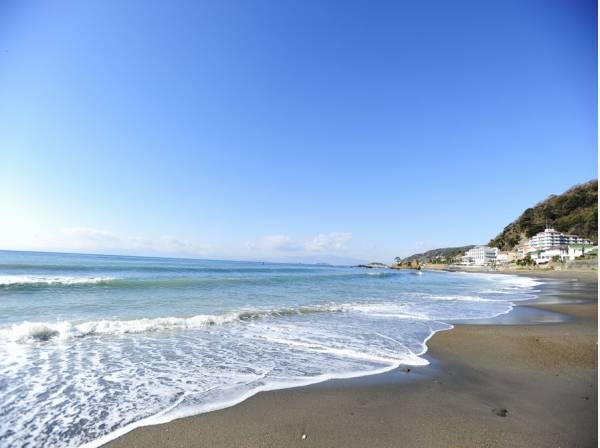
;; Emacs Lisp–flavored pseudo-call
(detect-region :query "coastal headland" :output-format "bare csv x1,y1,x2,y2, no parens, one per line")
106,270,597,448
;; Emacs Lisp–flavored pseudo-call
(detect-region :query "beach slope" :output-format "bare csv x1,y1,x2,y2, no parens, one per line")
107,274,597,448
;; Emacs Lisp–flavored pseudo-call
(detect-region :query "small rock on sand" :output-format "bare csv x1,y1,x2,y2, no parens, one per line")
492,408,508,417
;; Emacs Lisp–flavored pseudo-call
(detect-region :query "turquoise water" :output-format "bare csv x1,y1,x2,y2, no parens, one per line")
0,250,541,447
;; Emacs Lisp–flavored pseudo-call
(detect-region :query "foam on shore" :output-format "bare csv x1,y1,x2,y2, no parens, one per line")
0,257,544,448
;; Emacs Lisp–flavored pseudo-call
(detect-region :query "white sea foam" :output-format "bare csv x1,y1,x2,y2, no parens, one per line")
0,293,529,343
428,294,496,302
0,314,235,342
1,296,510,345
453,271,543,288
0,275,115,286
0,305,350,343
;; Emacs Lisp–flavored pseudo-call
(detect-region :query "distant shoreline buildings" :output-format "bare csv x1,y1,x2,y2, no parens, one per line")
459,228,596,266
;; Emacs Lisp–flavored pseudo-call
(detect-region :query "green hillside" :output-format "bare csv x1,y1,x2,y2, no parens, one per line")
489,180,598,251
400,245,475,264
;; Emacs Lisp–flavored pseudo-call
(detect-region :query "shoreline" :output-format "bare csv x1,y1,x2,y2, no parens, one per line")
106,270,597,448
441,265,597,279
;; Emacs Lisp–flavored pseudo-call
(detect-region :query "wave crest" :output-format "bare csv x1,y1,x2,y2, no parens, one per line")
0,275,115,286
0,305,348,343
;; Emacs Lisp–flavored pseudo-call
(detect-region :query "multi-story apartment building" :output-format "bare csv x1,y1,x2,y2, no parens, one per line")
528,228,592,252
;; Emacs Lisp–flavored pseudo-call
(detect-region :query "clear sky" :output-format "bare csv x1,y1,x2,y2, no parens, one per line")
0,0,597,263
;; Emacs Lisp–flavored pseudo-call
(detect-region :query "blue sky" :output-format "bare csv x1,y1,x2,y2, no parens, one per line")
0,0,597,263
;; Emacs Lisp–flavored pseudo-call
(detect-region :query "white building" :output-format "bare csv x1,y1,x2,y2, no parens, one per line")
496,251,516,264
515,245,530,260
529,244,597,264
531,247,568,264
528,228,592,252
567,244,597,261
462,246,499,266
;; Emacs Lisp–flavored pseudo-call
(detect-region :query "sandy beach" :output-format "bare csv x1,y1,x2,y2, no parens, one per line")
106,270,598,448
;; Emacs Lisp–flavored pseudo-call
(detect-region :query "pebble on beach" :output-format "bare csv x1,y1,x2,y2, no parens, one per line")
492,408,509,417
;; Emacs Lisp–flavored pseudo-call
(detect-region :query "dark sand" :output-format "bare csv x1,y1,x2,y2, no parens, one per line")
107,271,597,448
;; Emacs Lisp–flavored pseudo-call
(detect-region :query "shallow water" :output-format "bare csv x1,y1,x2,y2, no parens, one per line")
0,251,541,447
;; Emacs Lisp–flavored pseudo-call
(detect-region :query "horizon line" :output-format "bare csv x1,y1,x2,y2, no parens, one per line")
0,248,365,267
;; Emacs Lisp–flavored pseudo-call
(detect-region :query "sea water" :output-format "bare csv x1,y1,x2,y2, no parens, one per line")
0,250,541,447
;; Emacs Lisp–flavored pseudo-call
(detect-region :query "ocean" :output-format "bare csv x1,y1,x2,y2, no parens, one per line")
0,250,541,447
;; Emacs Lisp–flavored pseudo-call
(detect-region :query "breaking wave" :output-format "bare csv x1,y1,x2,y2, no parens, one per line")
0,304,352,343
0,275,115,286
0,270,400,290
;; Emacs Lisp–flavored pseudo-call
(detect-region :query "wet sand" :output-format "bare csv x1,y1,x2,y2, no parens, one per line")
107,271,597,448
